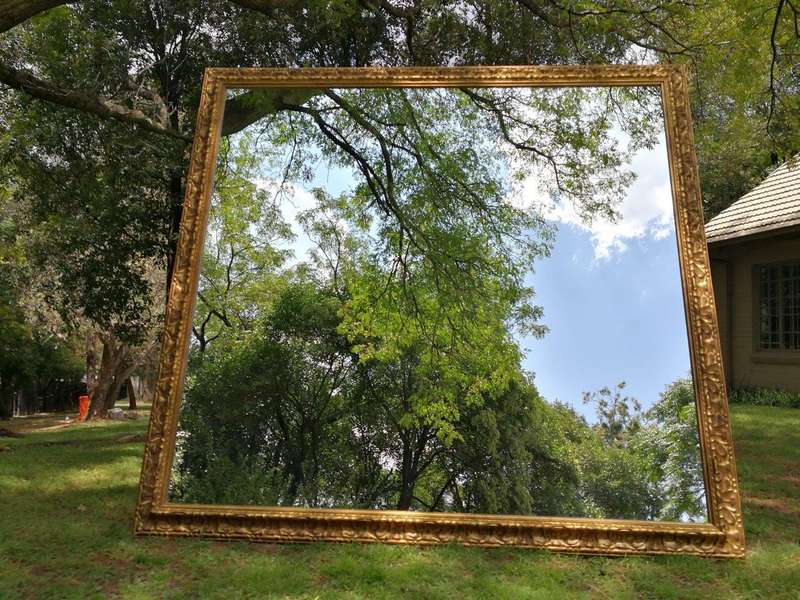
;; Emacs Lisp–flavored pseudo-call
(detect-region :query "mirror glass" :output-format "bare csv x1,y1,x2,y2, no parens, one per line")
167,85,707,523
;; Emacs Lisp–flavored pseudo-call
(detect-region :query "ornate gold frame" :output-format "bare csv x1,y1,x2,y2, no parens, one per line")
134,65,745,558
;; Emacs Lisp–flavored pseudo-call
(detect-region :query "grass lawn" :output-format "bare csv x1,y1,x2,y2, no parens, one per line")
1,405,798,599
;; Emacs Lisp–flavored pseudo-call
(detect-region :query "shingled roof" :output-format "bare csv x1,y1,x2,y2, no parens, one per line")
705,158,800,244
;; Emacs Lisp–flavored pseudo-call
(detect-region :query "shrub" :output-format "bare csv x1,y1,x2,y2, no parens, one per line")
728,386,800,409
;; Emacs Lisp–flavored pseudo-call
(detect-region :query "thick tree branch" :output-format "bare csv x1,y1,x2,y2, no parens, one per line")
767,0,787,130
0,0,72,34
356,0,421,20
0,62,191,141
227,0,301,15
221,88,322,136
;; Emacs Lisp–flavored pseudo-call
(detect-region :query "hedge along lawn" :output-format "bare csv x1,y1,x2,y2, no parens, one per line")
0,405,798,600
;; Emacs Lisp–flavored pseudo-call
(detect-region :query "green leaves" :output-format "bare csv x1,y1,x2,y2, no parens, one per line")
172,83,700,515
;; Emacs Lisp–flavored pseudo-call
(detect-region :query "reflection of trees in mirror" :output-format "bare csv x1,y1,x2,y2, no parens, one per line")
190,132,295,356
580,380,706,521
171,281,705,520
170,86,704,521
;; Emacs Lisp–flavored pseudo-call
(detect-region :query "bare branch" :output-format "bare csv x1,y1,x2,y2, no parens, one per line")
0,62,191,141
227,0,300,15
324,89,396,207
514,0,704,57
459,87,565,193
356,0,421,20
768,0,787,131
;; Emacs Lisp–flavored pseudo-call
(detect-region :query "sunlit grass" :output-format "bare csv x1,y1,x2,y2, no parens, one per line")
1,405,798,599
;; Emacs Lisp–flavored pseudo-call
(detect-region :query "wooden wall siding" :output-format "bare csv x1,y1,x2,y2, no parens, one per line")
710,260,732,386
709,235,800,392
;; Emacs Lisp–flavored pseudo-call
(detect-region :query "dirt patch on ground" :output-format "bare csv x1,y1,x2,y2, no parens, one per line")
1,406,151,435
0,413,77,434
116,433,147,443
778,473,800,485
19,434,147,448
758,469,800,489
249,542,282,555
29,564,55,578
746,495,800,517
0,428,25,437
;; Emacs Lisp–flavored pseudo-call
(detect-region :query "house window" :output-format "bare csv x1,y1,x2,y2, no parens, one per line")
759,263,800,350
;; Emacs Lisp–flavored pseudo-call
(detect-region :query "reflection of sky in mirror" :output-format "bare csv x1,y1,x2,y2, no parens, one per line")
520,134,691,418
241,99,689,422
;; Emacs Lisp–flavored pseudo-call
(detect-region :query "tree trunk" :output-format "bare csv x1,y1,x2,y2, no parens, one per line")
137,372,156,406
145,374,156,404
396,436,415,510
88,378,114,419
86,335,129,419
107,375,126,413
126,377,137,410
165,172,184,302
0,378,13,421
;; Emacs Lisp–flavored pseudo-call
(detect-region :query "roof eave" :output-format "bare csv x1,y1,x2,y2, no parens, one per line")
706,222,800,247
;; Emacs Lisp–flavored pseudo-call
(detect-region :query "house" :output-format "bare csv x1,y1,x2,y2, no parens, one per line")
706,159,800,393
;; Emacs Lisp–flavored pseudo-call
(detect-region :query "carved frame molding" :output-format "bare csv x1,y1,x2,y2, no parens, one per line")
134,65,745,558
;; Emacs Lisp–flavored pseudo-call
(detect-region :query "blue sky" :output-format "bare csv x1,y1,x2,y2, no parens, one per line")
250,108,691,422
522,217,690,417
518,134,692,418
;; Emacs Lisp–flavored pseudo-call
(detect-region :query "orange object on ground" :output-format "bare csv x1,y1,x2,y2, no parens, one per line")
78,395,90,422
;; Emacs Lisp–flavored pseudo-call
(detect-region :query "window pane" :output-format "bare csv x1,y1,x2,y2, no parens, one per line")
759,265,781,350
781,262,800,350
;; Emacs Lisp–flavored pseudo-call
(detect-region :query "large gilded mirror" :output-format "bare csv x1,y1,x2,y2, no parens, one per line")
135,66,744,557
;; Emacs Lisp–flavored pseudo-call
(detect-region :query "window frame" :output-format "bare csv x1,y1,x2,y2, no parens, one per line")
755,260,800,353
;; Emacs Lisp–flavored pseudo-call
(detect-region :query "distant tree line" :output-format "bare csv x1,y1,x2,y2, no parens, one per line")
171,281,706,521
1,1,797,420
